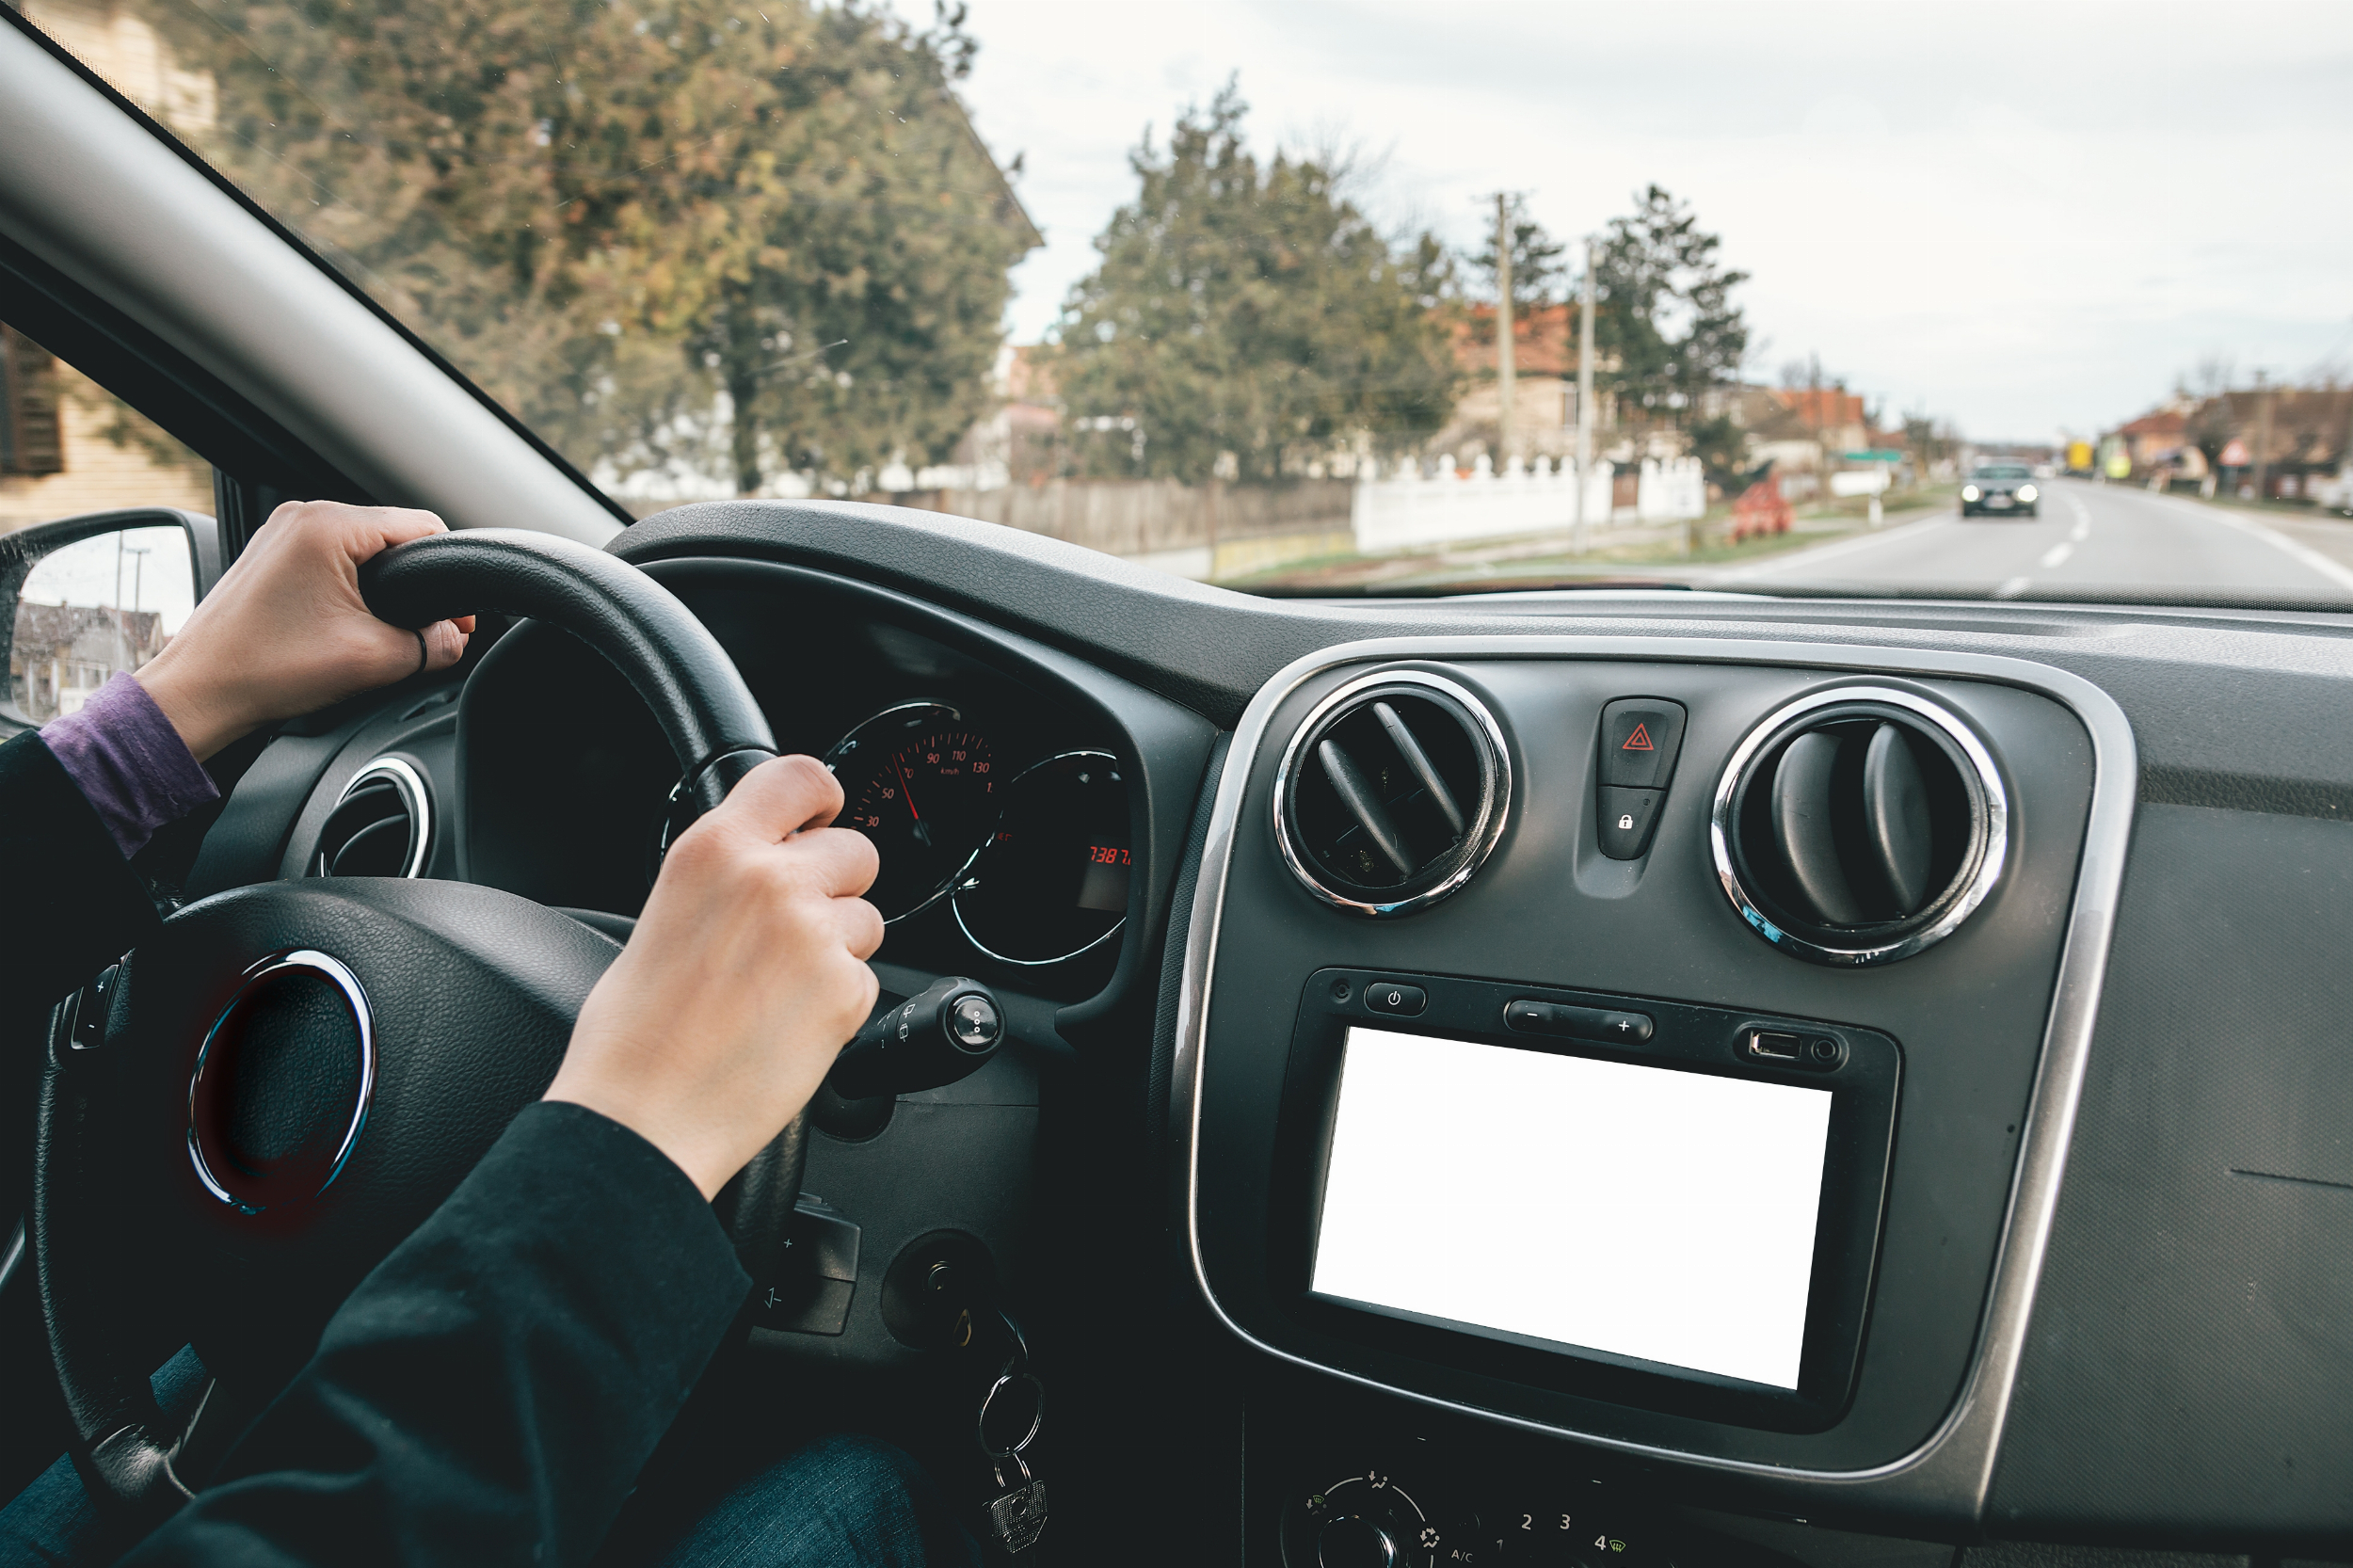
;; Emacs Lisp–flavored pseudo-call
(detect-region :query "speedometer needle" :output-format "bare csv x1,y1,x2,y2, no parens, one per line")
893,755,934,848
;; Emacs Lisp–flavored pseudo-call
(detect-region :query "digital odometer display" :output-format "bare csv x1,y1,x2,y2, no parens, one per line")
1312,1027,1833,1389
952,751,1129,966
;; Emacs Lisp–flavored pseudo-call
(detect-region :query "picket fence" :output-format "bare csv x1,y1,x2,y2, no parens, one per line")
1351,454,1706,555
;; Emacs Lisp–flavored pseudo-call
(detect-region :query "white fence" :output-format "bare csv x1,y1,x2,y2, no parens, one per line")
1351,454,1705,555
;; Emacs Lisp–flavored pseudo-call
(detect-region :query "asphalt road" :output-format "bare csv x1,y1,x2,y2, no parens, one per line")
1706,478,2353,601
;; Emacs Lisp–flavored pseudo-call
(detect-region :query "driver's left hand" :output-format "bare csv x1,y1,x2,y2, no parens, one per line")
135,500,477,761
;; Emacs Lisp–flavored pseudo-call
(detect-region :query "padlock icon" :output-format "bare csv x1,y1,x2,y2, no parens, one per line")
1617,813,1634,830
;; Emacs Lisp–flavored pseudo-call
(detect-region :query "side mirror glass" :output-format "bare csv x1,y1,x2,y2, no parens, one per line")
0,509,217,728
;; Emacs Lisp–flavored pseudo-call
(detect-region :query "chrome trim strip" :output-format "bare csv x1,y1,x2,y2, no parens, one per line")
187,949,377,1215
1707,685,2010,967
1269,668,1513,918
327,758,433,879
1173,634,2136,1518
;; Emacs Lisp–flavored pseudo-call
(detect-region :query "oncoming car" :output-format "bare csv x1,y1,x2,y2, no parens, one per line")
1961,463,2041,518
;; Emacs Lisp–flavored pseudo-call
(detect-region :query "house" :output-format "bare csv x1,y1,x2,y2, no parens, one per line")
2108,386,2353,499
1,326,215,532
8,600,167,721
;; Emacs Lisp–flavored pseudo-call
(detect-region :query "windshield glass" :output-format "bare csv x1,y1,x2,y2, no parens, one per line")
22,1,2353,604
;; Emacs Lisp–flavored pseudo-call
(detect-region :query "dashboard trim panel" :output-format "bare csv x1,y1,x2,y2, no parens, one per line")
1173,634,2137,1522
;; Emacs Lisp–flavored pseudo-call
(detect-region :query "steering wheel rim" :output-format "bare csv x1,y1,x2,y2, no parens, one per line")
34,529,801,1530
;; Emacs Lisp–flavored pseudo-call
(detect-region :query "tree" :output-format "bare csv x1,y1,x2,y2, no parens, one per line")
144,0,1031,497
1049,85,1459,484
1592,185,1750,427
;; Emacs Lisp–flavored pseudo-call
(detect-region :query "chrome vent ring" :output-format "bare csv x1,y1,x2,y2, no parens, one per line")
1711,685,2007,966
1273,668,1511,918
310,758,433,879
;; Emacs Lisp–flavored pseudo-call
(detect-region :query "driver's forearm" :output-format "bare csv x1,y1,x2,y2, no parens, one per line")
120,1101,751,1568
0,729,165,1008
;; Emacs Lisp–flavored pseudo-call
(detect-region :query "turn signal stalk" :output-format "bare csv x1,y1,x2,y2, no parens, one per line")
828,976,1003,1099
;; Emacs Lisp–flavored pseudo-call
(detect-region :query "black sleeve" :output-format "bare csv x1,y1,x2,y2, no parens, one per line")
122,1101,752,1568
0,728,161,1002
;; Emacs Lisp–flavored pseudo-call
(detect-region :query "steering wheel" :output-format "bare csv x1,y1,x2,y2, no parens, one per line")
30,529,804,1529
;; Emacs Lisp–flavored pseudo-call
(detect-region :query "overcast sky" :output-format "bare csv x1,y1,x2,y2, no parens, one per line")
886,0,2353,444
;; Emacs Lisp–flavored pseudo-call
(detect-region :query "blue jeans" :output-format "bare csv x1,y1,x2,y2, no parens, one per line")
0,1351,980,1567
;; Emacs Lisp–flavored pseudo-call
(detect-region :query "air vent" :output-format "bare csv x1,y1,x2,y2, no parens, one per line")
310,759,432,879
1275,670,1510,917
1712,687,2006,965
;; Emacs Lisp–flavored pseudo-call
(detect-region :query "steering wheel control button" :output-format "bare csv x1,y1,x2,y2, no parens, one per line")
1505,1000,1655,1045
1597,787,1664,859
752,1194,861,1336
186,950,376,1215
1598,698,1688,790
1364,983,1428,1017
68,964,120,1050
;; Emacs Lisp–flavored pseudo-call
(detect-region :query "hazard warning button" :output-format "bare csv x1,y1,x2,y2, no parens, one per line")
1598,698,1687,789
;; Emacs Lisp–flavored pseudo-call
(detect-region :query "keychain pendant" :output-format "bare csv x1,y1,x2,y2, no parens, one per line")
986,1476,1048,1554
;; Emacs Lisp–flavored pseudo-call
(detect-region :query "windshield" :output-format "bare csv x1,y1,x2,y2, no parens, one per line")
22,1,2353,604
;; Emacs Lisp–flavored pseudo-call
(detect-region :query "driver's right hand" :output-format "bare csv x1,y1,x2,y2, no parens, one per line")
544,754,884,1199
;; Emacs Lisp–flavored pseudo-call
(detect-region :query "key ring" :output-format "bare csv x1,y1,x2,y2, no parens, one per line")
977,1369,1046,1460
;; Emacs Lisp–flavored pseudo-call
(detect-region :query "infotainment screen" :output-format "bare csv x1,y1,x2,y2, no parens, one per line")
1311,1026,1835,1389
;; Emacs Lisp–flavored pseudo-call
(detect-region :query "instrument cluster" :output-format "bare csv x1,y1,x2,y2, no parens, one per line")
823,699,1130,975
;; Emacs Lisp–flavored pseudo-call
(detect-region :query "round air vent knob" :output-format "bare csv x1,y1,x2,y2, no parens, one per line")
1274,669,1511,918
1713,686,2007,966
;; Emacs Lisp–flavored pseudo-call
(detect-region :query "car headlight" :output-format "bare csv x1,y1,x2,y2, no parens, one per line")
1961,485,1981,502
2018,484,2039,503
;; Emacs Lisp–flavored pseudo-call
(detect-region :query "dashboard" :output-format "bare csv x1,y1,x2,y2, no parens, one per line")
184,501,2353,1565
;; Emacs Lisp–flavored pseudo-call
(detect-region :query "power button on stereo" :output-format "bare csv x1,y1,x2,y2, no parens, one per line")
1364,983,1428,1017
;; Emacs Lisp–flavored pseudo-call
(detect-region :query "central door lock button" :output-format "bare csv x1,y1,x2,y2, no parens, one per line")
1364,982,1428,1017
1597,786,1664,859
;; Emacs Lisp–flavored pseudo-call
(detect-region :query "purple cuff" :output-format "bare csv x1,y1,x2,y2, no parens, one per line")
41,673,220,861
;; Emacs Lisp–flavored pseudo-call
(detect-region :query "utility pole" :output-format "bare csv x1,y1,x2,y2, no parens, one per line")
1574,235,1596,554
2251,368,2273,505
1494,193,1515,468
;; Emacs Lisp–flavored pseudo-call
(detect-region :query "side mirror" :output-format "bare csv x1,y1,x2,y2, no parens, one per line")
0,507,222,729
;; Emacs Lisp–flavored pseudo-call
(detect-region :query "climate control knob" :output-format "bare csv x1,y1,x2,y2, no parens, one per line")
1319,1512,1400,1568
1282,1474,1433,1568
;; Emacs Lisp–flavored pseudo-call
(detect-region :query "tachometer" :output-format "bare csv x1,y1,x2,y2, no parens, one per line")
824,703,997,921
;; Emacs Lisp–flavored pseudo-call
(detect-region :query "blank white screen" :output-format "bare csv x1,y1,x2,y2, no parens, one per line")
1312,1027,1834,1389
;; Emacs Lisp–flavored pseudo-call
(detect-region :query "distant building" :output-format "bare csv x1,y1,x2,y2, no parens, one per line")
0,326,214,532
4,3,218,532
9,600,167,721
2106,387,2352,500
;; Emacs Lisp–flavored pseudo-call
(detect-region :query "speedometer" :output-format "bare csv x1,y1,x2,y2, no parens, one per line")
824,703,997,921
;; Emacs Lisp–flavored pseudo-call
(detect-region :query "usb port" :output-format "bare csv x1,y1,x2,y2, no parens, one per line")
1746,1030,1802,1063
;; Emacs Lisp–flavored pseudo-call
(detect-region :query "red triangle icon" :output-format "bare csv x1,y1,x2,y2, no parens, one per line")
1622,722,1655,752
